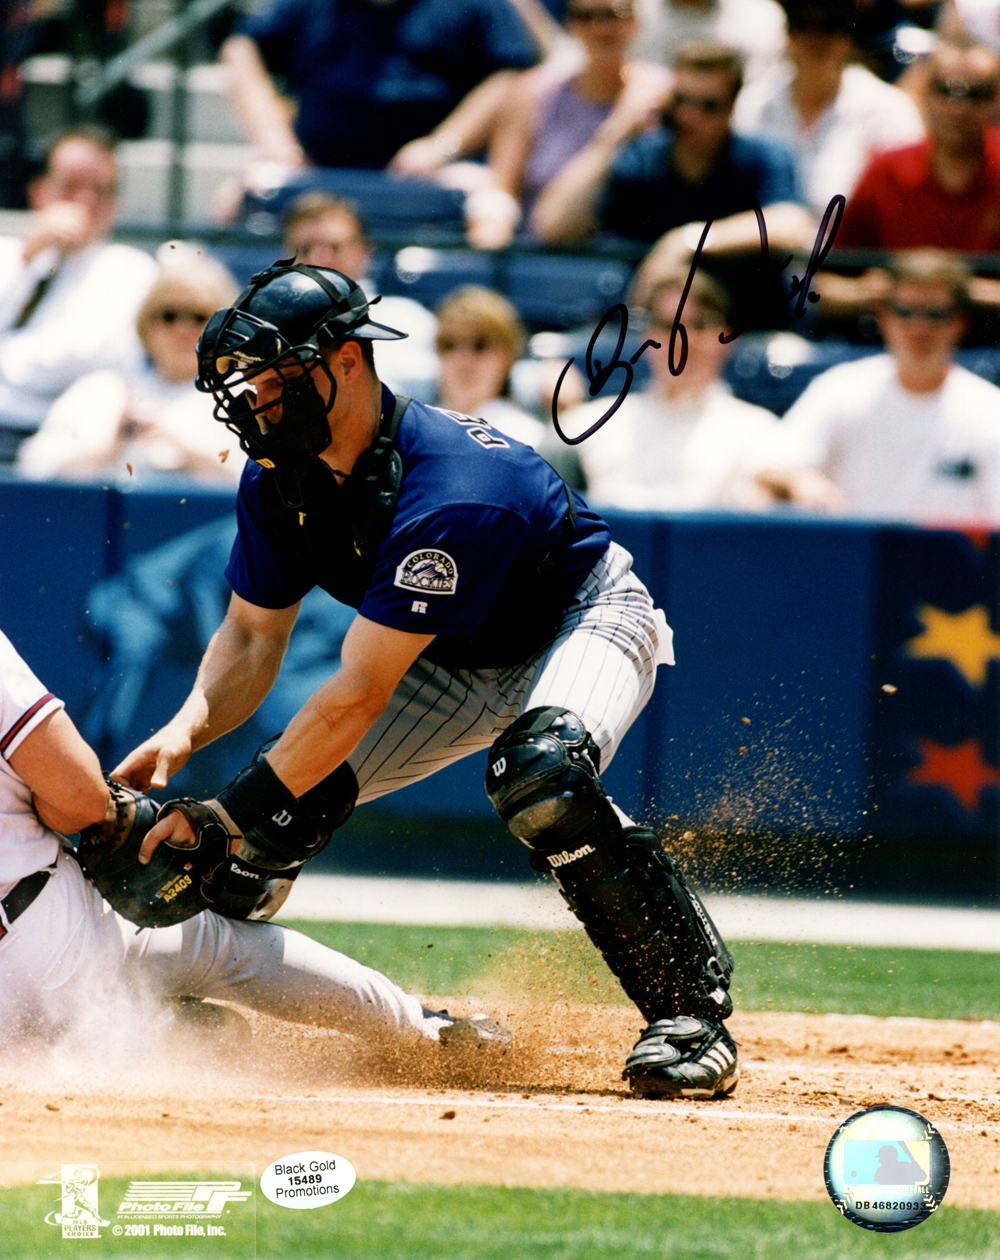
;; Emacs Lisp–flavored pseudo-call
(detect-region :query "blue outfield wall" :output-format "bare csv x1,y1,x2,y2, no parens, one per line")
2,478,998,877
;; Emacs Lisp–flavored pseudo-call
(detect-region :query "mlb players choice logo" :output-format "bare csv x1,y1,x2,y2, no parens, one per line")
37,1165,109,1239
824,1105,950,1233
394,549,458,596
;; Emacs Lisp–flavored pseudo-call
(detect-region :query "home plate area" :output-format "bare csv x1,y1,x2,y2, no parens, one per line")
4,1002,999,1209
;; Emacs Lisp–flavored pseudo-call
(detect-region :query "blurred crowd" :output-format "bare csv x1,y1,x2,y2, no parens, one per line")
4,0,1000,524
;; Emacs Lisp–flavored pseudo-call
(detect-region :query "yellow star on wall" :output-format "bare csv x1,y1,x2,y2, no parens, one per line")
904,604,1000,688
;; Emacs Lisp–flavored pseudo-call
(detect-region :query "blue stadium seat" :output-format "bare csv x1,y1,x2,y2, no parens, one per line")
380,246,496,309
211,243,631,332
501,253,633,330
723,337,881,415
530,311,655,389
210,242,399,292
956,347,1000,387
239,169,466,239
380,249,633,330
724,340,1000,415
534,328,879,415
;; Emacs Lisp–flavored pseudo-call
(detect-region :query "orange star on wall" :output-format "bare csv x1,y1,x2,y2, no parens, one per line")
908,738,1000,813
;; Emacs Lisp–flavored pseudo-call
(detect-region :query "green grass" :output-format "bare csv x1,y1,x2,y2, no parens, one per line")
283,920,1000,1021
726,940,1000,1021
4,1178,997,1259
253,1185,1000,1260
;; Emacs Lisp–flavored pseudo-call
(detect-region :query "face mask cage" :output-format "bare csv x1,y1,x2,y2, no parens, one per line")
197,308,338,466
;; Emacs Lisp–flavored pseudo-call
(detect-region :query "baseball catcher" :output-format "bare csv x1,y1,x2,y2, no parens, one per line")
116,260,737,1098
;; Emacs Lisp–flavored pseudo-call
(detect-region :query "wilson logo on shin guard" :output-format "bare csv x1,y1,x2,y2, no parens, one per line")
547,844,595,868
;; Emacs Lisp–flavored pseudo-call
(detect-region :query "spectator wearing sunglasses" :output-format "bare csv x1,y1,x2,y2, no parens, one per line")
733,0,924,218
533,41,813,316
0,128,158,461
17,247,244,484
434,286,549,449
837,35,1000,250
758,251,1000,521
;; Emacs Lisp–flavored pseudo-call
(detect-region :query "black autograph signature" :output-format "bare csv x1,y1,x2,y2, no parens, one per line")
550,194,846,446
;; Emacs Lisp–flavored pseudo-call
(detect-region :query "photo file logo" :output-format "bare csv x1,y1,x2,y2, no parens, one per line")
117,1181,252,1215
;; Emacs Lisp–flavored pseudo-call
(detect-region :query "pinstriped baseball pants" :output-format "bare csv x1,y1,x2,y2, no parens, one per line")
351,543,674,806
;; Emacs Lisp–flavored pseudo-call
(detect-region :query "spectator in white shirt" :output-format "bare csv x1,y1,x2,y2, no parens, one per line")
734,0,925,217
631,0,788,85
0,127,158,459
941,0,1000,50
758,250,1000,522
564,269,779,510
283,191,438,400
17,245,244,485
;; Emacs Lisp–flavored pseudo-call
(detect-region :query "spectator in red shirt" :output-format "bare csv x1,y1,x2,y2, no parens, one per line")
839,36,1000,251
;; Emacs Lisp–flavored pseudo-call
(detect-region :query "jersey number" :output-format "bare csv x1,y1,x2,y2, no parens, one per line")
439,408,510,450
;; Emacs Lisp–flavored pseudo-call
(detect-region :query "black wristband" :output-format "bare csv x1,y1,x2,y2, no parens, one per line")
216,756,297,835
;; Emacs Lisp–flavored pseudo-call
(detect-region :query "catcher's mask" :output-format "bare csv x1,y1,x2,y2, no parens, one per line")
195,260,406,469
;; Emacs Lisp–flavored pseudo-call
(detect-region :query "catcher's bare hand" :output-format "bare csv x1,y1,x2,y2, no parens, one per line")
113,725,193,792
138,797,239,865
138,809,197,863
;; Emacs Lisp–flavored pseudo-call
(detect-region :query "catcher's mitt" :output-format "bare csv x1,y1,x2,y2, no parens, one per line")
75,778,235,929
157,794,305,923
149,729,353,924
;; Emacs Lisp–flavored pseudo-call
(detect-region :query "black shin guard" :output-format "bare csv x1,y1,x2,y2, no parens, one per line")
486,707,733,1023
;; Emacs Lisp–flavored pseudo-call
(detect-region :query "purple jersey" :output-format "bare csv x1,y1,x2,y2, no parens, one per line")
226,388,611,668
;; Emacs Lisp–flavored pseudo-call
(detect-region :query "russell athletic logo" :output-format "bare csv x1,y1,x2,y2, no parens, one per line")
547,844,595,868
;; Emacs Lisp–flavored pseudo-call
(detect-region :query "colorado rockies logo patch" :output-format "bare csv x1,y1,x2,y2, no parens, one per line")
394,549,458,595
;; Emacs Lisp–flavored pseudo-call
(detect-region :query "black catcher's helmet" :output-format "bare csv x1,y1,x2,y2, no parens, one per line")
195,260,406,468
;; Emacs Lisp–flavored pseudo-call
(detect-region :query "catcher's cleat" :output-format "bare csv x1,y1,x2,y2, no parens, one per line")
437,1013,513,1054
623,1015,738,1099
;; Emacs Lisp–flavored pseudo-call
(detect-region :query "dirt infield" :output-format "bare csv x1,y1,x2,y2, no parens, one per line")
3,1003,999,1207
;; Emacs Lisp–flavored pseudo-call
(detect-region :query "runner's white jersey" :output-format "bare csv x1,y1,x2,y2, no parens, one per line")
0,629,63,886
